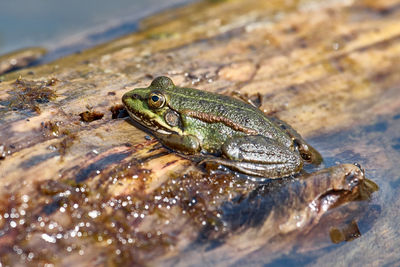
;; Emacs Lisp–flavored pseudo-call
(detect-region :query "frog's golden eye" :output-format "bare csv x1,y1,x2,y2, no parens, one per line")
148,92,165,109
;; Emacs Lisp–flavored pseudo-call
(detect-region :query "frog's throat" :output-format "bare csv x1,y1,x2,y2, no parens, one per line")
126,109,176,135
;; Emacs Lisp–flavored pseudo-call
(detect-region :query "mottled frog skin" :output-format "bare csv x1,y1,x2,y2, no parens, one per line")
122,76,322,178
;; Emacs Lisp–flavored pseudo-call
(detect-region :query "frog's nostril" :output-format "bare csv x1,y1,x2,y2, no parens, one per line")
123,93,139,103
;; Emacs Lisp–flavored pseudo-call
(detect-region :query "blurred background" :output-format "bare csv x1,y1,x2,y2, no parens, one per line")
0,0,194,61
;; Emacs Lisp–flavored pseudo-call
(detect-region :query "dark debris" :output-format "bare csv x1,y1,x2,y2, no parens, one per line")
5,76,58,114
79,110,104,122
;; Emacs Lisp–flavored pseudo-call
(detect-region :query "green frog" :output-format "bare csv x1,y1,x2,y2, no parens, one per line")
122,76,322,178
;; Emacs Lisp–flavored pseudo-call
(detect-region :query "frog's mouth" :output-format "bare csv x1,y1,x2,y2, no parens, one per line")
125,108,174,135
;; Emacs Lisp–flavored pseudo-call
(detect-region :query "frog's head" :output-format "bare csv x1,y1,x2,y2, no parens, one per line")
122,76,183,135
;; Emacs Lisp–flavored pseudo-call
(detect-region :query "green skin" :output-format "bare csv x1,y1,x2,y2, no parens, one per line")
122,76,322,178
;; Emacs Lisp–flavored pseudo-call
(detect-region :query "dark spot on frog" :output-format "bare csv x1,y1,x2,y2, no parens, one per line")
18,152,58,169
199,99,208,107
75,151,131,183
363,121,388,133
79,110,104,122
107,91,116,96
110,104,128,119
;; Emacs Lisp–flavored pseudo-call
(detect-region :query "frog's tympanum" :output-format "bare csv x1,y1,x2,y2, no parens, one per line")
122,76,322,178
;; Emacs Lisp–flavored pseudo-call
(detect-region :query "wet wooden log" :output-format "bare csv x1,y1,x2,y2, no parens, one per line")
0,47,46,75
0,0,399,265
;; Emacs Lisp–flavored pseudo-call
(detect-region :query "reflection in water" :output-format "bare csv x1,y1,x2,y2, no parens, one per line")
329,220,361,244
191,164,379,263
219,165,378,236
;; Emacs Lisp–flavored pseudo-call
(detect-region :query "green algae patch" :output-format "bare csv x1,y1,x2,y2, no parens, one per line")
3,77,58,114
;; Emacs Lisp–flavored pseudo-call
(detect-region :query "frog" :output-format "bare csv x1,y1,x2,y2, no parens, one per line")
122,76,322,178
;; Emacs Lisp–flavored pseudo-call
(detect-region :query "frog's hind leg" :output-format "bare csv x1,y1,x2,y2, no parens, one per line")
201,135,303,179
269,117,323,165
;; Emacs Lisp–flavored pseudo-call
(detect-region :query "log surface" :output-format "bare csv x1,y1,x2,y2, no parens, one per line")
0,0,399,265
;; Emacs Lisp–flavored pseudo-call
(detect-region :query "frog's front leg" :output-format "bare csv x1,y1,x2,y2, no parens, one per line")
202,135,303,178
155,132,201,154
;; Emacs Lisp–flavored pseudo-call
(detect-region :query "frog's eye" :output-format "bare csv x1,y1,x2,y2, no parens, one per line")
148,92,165,109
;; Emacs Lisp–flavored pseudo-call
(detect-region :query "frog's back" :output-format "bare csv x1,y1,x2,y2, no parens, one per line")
163,86,293,148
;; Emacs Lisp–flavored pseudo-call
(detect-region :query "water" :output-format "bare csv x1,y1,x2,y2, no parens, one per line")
0,0,194,61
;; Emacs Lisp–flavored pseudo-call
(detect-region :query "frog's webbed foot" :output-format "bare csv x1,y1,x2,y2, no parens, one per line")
201,135,303,179
269,117,323,165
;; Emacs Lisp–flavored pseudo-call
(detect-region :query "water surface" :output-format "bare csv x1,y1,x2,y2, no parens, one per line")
0,0,194,61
